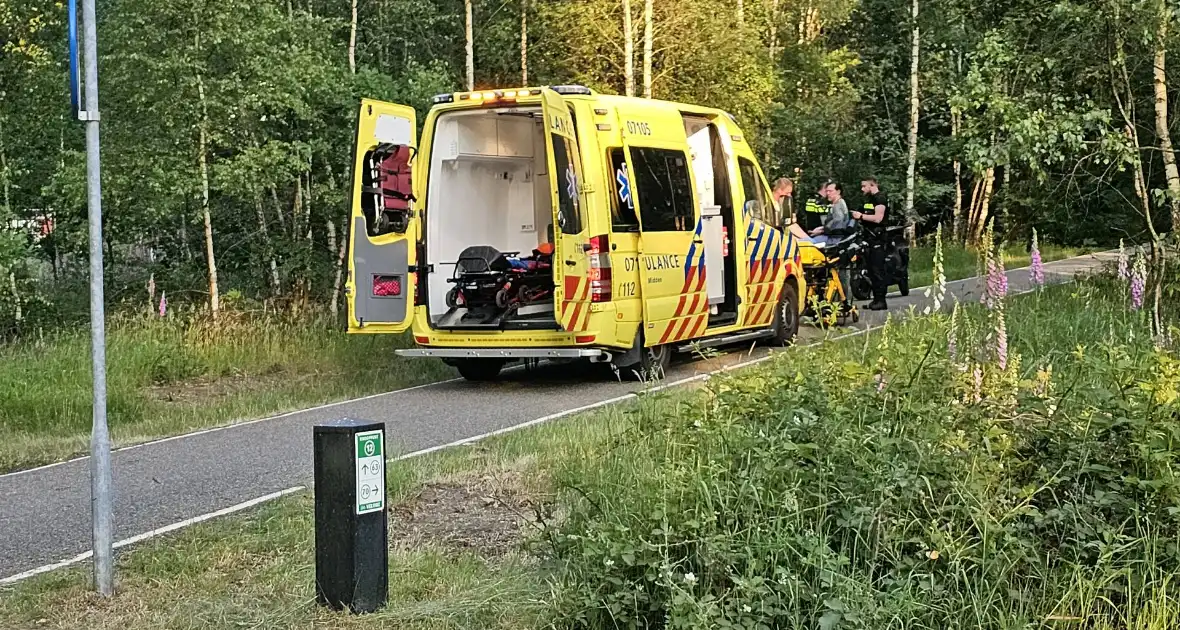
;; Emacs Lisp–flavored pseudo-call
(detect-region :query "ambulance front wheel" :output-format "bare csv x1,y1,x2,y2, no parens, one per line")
452,358,505,382
771,282,801,346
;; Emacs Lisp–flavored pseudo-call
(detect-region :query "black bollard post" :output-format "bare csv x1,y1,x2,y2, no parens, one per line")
313,419,388,614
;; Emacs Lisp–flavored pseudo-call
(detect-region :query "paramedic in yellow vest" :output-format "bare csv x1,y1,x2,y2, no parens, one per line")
772,178,811,242
853,177,890,311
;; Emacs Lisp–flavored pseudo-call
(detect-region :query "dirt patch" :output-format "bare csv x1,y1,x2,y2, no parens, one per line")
146,368,321,405
389,470,542,557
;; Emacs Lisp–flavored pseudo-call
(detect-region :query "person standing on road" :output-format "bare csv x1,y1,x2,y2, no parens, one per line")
773,177,812,242
809,182,852,243
853,177,890,311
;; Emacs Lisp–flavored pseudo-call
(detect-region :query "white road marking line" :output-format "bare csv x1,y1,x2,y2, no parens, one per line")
0,486,304,585
0,252,1113,586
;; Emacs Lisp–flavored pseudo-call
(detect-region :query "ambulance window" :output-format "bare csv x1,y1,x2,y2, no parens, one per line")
738,158,778,226
607,148,639,232
630,147,694,232
551,134,584,234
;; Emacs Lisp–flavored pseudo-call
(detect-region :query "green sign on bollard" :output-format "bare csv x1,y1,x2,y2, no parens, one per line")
355,430,384,515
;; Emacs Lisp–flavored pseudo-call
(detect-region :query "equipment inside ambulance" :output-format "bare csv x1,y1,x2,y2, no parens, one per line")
346,86,805,381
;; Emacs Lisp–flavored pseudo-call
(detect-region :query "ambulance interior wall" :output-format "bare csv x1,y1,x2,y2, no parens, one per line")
425,110,553,319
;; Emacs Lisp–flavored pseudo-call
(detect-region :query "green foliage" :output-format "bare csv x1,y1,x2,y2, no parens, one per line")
545,278,1180,628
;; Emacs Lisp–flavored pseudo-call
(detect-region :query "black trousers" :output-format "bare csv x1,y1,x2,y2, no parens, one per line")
867,241,888,301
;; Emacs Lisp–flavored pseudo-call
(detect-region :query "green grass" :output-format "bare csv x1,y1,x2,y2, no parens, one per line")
907,241,1087,289
0,309,452,472
0,241,1090,474
3,270,1176,629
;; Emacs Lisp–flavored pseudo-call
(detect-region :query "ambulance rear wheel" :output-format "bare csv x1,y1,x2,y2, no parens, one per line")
616,334,670,382
453,358,505,382
771,282,800,346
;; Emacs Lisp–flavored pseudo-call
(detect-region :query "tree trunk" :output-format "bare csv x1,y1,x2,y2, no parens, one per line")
8,271,21,326
0,116,11,218
330,217,347,317
737,0,744,26
769,0,779,57
465,0,474,91
623,0,635,96
520,0,528,85
951,107,962,241
270,186,287,234
348,0,358,73
902,0,920,244
255,195,282,296
968,168,995,244
1153,0,1180,230
302,168,313,241
642,0,653,98
292,175,303,237
196,72,220,318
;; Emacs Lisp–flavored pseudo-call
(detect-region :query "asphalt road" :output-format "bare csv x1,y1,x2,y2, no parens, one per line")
0,251,1115,582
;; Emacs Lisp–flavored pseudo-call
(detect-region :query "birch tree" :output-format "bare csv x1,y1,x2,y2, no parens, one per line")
465,0,474,90
902,0,920,243
520,0,528,85
623,0,636,96
1152,0,1180,231
643,0,653,98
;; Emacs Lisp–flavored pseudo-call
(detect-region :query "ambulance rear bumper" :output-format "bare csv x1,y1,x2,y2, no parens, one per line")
396,347,609,361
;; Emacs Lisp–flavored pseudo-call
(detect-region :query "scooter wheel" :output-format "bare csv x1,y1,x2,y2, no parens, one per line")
494,288,511,308
446,287,461,309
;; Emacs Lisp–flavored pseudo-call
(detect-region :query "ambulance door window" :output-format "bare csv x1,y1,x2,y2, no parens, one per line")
608,148,640,232
738,158,778,227
552,133,584,234
630,147,694,232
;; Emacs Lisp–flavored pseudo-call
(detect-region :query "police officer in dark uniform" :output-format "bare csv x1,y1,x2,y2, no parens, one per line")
853,177,889,311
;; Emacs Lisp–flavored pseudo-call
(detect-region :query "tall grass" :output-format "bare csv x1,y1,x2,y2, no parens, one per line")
0,307,450,472
907,241,1086,289
545,276,1180,628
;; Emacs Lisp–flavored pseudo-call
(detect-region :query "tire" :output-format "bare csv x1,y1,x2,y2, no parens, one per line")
616,334,670,382
453,358,505,382
852,273,872,301
897,274,910,297
771,281,801,346
446,287,461,309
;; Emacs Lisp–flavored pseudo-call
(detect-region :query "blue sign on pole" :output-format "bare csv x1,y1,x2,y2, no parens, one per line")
68,0,81,115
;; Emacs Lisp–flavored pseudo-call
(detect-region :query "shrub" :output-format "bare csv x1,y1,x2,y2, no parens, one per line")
545,280,1180,629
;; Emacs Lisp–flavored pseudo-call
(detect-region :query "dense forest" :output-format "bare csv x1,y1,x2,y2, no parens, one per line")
0,0,1177,335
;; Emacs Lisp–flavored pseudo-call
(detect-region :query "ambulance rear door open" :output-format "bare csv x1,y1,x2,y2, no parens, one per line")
346,99,419,333
540,89,593,334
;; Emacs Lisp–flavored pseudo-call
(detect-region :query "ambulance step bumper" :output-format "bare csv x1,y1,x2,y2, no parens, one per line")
396,347,607,360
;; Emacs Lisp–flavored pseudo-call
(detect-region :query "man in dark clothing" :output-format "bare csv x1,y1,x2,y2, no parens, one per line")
854,178,889,311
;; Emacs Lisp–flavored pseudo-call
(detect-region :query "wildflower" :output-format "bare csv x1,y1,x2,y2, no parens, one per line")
923,223,947,314
875,373,888,393
684,572,697,585
1117,239,1129,280
743,604,753,614
159,291,167,317
603,558,615,568
1131,254,1147,311
972,364,983,403
927,550,940,561
994,309,1008,371
693,420,702,429
1029,229,1044,287
948,300,960,363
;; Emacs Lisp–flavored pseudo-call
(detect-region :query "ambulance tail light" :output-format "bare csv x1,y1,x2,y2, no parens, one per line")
587,234,612,302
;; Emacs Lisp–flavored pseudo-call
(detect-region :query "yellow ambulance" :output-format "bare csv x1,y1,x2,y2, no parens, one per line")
346,85,804,381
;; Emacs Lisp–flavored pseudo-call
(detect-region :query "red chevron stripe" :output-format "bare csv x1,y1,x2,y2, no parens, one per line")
688,314,707,339
695,266,707,291
673,293,688,318
672,314,693,341
679,267,695,293
578,275,590,301
579,305,591,330
658,321,676,345
689,292,702,314
564,275,579,297
567,302,582,331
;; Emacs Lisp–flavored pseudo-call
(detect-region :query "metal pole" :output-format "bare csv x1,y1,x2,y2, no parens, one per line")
80,0,114,597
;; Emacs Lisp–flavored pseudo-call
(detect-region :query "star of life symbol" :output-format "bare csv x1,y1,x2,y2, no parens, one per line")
565,166,577,201
616,167,633,209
